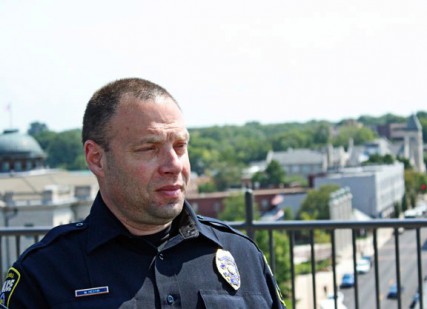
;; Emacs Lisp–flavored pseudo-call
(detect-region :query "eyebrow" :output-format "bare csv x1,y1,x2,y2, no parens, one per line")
138,130,190,144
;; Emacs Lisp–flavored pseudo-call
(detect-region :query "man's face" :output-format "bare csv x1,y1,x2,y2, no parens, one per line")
98,95,190,231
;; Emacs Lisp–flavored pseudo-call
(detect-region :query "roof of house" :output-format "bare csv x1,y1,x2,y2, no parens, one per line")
271,149,325,165
406,114,422,131
0,129,46,158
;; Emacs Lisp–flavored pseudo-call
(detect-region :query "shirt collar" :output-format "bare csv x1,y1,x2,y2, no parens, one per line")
180,200,223,248
85,193,130,253
85,193,223,253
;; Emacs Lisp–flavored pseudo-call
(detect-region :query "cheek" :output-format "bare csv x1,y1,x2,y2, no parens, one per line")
182,160,191,178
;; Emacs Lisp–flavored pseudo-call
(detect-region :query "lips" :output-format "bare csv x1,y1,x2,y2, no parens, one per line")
156,185,183,198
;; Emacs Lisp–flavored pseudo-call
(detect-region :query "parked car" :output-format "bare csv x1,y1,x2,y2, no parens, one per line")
320,298,347,309
356,258,371,274
360,255,372,264
327,291,344,303
340,273,355,288
387,284,404,299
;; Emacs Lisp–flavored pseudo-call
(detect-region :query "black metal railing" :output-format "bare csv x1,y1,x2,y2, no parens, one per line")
228,190,427,309
0,190,426,309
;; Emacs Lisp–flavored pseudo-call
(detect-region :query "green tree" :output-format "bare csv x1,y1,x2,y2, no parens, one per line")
297,185,340,220
211,162,243,191
311,122,331,145
256,230,291,296
416,111,427,143
46,129,87,170
32,130,58,152
403,170,426,208
251,171,269,188
218,193,247,222
357,113,405,126
332,126,376,147
251,160,286,188
27,121,49,136
198,181,217,193
265,160,286,187
271,129,311,151
397,156,412,170
362,154,395,165
401,192,409,212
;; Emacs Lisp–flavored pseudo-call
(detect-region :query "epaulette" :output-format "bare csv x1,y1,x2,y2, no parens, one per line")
197,215,253,241
196,215,266,255
18,221,87,262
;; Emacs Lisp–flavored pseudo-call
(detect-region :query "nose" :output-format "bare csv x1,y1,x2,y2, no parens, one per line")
158,147,183,175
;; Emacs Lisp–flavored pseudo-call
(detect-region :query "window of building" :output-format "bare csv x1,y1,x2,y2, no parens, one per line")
14,161,22,171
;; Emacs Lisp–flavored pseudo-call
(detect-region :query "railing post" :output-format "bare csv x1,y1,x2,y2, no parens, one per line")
289,231,296,309
331,230,338,309
0,235,2,278
352,230,359,309
244,189,255,240
268,230,275,274
394,227,402,309
373,229,380,309
416,228,423,309
310,230,317,309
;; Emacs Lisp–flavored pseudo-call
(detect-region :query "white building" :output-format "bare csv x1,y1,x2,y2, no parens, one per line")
314,163,405,218
266,149,328,177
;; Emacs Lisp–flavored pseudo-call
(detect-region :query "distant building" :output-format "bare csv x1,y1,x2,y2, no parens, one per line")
0,129,97,222
266,149,327,177
314,163,405,218
375,114,425,172
346,138,392,167
186,187,307,219
329,187,353,253
0,129,99,268
0,129,46,173
243,145,348,186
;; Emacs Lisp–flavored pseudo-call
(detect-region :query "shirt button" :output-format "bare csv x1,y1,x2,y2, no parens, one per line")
158,253,164,260
166,294,175,304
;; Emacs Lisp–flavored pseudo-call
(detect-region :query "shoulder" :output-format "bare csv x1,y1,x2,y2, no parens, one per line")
197,215,257,246
197,215,241,233
18,222,87,262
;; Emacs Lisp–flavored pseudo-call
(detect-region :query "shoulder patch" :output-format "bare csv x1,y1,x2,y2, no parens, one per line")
0,267,21,307
19,222,87,261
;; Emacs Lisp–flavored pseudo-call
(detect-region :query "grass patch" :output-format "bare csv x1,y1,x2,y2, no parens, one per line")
295,258,331,275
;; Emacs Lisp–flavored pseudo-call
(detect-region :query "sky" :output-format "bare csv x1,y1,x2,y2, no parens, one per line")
1,0,427,133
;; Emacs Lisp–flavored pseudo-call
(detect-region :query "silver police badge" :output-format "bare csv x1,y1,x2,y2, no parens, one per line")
215,249,241,290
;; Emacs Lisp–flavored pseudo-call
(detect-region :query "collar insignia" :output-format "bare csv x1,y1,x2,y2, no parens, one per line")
215,249,240,290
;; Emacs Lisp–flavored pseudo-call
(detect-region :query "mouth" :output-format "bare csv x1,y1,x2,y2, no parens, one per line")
156,185,184,198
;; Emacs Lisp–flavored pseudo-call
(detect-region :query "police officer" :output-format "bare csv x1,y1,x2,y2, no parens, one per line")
0,78,286,308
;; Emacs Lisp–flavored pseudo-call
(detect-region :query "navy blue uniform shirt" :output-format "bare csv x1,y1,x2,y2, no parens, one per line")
1,193,286,308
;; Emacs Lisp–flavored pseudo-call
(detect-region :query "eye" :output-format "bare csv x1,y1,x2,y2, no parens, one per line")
137,145,157,152
174,141,188,153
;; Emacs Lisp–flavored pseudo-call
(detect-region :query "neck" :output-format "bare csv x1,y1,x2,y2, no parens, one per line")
122,220,172,236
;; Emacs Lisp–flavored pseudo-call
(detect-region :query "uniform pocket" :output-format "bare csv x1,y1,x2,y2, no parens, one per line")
199,290,269,309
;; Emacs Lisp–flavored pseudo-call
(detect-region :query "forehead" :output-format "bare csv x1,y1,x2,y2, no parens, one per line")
110,95,188,139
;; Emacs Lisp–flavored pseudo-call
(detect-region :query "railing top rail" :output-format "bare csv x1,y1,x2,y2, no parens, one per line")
229,218,427,230
0,218,426,236
0,226,52,236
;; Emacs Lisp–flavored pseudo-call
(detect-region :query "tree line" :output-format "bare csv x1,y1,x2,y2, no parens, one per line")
28,111,427,192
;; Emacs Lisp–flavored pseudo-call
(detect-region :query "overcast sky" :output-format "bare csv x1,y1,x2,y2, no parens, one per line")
1,0,426,133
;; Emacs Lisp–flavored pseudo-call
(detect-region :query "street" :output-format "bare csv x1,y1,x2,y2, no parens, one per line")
340,228,427,309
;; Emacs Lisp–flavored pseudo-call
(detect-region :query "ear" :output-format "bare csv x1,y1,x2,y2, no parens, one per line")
84,140,105,177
